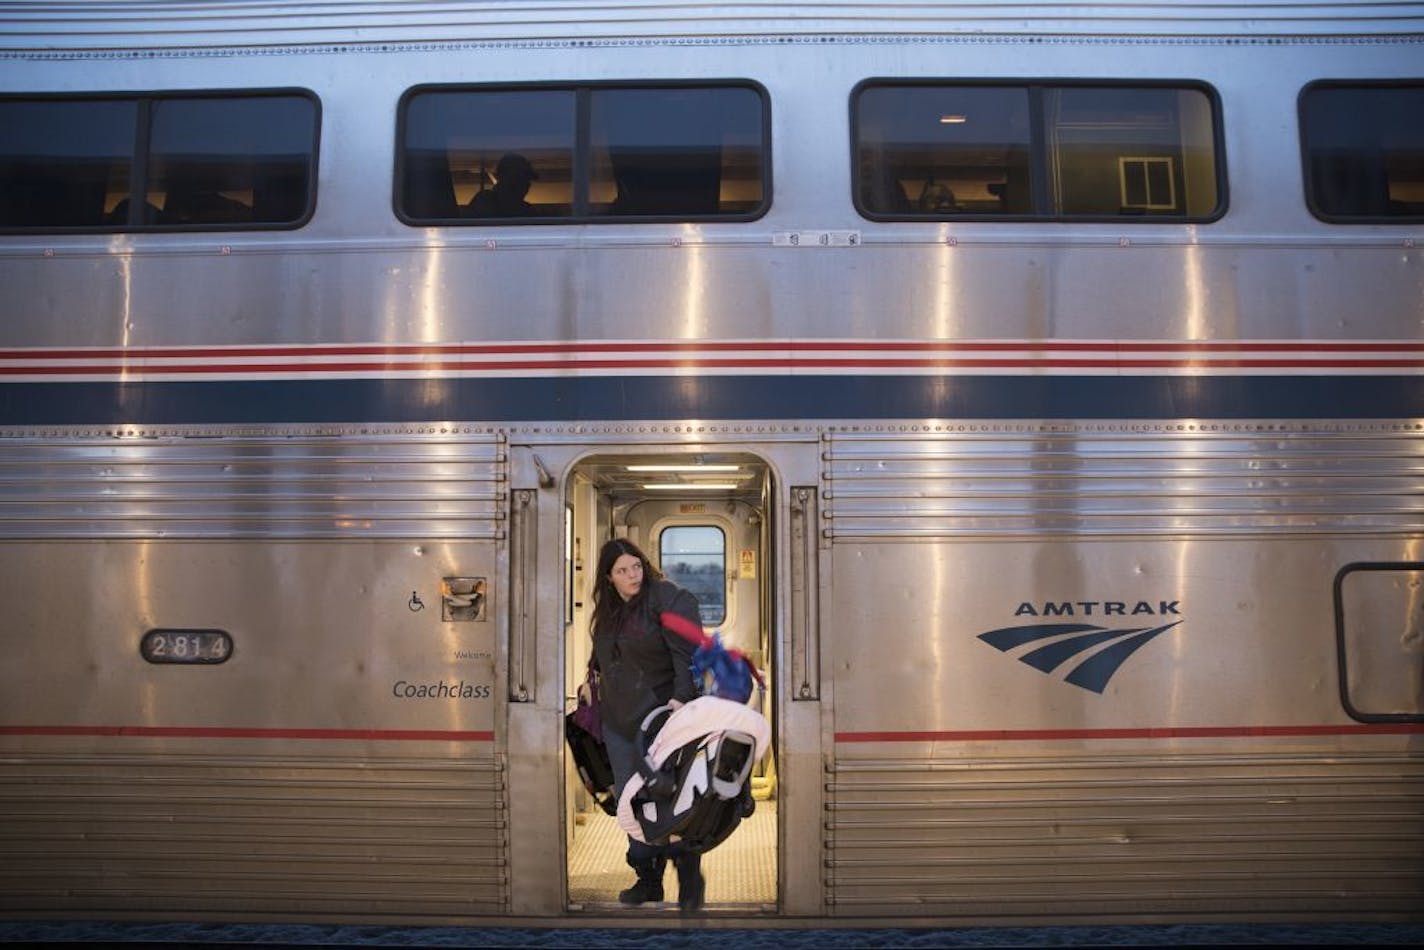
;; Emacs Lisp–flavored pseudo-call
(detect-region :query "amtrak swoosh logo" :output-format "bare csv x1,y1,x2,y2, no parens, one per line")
977,621,1182,693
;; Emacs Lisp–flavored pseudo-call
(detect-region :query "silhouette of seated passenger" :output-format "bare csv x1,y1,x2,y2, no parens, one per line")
159,169,250,225
467,153,538,218
917,181,959,212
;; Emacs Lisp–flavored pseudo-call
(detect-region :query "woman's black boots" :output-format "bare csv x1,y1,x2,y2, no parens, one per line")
618,853,703,911
618,856,665,905
675,853,705,914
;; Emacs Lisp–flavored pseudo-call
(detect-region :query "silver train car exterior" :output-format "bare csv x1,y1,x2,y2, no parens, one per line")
1,0,1422,928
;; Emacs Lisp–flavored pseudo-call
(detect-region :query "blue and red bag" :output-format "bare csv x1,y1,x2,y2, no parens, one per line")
659,611,765,704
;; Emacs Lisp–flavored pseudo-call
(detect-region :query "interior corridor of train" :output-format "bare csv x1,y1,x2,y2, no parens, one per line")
562,452,778,912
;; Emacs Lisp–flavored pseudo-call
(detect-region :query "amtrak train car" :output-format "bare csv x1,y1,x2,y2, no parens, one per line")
1,0,1422,928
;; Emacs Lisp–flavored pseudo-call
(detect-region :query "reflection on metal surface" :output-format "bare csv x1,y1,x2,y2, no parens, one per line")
823,425,1424,539
0,752,509,916
824,751,1424,916
0,426,506,539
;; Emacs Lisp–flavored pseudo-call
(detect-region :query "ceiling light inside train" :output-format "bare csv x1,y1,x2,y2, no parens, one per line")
641,483,741,490
939,114,967,124
624,464,741,472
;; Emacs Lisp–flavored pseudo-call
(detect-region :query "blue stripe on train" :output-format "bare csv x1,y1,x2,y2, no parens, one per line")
2,375,1421,425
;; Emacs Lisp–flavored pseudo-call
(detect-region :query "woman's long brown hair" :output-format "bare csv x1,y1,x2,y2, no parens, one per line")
589,537,664,637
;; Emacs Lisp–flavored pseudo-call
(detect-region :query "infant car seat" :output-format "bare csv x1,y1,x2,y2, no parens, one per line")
616,696,771,852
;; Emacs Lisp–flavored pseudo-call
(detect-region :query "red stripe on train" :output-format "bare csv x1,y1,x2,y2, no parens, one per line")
0,725,494,741
3,358,1423,375
2,340,1423,360
835,724,1424,742
7,724,1418,743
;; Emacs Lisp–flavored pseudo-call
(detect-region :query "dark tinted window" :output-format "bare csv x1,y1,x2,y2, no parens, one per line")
0,92,317,232
398,83,768,223
0,99,136,227
401,89,576,219
589,87,765,216
148,96,317,226
1301,83,1424,221
854,82,1222,220
857,85,1032,214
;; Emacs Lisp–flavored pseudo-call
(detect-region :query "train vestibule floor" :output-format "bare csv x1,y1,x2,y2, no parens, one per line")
567,798,778,912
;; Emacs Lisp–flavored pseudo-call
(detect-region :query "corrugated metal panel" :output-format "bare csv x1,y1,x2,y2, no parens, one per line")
822,424,1424,540
0,752,507,916
824,752,1424,916
1,1,1422,51
0,426,506,540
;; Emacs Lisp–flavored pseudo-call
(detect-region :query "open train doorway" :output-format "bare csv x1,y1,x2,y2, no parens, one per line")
563,451,778,913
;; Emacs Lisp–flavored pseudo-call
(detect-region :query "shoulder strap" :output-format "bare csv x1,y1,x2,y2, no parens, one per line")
658,609,711,649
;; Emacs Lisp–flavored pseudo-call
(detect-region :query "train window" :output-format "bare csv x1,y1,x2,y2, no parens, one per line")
588,87,766,216
857,85,1033,215
1301,82,1424,221
1045,87,1218,217
401,88,576,219
0,98,137,228
397,82,769,224
147,95,317,227
853,81,1223,221
1334,563,1424,722
659,525,726,627
0,91,318,232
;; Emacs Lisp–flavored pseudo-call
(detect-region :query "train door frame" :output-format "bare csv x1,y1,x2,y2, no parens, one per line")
558,447,781,914
502,437,827,919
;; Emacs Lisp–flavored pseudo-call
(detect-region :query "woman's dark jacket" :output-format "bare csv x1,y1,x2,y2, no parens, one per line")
591,578,701,737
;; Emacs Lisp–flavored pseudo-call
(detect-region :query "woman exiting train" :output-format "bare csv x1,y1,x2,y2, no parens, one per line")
589,538,706,913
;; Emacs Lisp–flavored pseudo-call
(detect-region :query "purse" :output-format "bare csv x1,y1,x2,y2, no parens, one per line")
565,660,616,815
569,660,603,743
